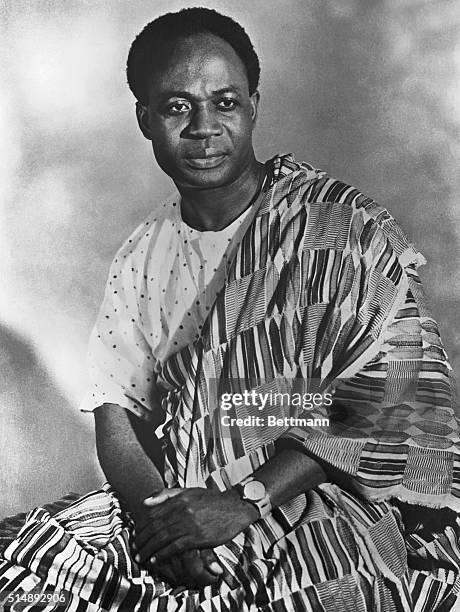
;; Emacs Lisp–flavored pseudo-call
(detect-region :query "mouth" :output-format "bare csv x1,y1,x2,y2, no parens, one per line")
184,152,227,170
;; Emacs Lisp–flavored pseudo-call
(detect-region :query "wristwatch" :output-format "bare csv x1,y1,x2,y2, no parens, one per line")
235,476,272,519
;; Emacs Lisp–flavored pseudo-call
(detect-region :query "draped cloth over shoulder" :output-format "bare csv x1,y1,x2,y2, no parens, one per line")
160,154,459,512
1,155,459,611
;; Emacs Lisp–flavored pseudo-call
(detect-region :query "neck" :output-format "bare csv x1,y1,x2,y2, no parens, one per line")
177,156,264,231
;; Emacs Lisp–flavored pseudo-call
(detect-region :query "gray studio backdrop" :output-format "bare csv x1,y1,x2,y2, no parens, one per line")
1,0,459,516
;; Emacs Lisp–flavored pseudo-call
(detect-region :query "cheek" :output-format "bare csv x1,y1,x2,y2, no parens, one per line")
151,142,177,176
151,132,179,162
149,117,181,148
230,117,255,150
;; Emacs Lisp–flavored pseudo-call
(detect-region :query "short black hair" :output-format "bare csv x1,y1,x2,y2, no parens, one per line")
127,7,260,105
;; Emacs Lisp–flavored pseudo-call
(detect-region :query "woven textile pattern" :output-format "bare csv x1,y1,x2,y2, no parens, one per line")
1,155,459,611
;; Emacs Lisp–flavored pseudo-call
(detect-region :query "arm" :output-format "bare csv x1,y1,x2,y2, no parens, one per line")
247,446,327,508
94,403,165,521
135,446,328,563
94,404,223,587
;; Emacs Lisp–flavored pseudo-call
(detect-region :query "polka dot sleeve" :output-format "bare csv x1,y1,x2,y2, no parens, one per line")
80,247,158,421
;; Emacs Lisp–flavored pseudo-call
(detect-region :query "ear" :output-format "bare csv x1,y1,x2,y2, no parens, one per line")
249,90,260,128
136,102,153,141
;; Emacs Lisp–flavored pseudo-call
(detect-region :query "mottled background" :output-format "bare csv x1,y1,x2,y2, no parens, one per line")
1,0,459,516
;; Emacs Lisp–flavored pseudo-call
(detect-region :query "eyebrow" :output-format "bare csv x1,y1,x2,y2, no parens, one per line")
157,86,244,102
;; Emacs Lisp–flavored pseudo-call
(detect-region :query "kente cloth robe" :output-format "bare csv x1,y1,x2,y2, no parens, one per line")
1,155,459,611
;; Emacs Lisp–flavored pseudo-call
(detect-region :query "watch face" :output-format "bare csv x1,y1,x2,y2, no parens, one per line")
244,480,266,502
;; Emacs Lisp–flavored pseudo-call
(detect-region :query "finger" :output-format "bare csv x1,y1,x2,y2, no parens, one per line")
171,587,187,596
207,561,224,576
136,498,184,531
136,528,192,564
143,488,184,506
182,550,219,586
154,536,194,560
135,514,183,547
200,549,224,576
181,549,204,579
154,560,181,587
161,556,182,581
135,515,183,550
154,550,219,589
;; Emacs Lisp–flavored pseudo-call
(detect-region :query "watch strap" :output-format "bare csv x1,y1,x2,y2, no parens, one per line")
234,476,272,519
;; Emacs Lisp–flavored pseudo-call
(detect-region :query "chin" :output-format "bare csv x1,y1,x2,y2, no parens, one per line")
176,165,236,190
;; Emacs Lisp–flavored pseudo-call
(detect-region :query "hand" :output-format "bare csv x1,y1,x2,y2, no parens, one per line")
132,508,224,589
153,548,223,590
134,487,259,563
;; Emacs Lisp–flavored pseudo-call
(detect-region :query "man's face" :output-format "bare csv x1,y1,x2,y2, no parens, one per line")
137,33,259,190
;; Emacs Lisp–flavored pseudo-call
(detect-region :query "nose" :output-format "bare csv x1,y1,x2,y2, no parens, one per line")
184,106,222,140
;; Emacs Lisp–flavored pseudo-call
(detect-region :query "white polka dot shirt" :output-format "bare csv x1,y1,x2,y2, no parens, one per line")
80,192,253,420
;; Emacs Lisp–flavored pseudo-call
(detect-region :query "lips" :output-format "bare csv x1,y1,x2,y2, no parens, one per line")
184,150,227,169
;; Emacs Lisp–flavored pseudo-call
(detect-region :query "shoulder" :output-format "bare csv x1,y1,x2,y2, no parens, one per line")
109,191,180,274
270,154,425,269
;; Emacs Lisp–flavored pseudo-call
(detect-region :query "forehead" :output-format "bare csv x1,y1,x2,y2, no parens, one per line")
148,33,249,97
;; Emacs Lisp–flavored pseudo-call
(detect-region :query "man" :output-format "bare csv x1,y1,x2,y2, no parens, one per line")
1,7,459,611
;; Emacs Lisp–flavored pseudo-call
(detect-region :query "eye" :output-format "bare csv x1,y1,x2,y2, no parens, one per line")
165,100,192,116
216,98,238,111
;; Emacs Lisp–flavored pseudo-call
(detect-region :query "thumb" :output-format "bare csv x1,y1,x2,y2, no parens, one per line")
143,488,184,506
200,549,224,575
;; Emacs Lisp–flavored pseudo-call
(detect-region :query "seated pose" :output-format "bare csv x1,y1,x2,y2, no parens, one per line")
1,8,459,612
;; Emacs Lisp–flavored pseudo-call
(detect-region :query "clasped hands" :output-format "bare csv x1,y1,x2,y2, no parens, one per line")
133,487,259,589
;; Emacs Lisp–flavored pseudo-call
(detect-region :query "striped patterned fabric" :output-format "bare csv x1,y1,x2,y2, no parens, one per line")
1,155,459,610
0,494,81,554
